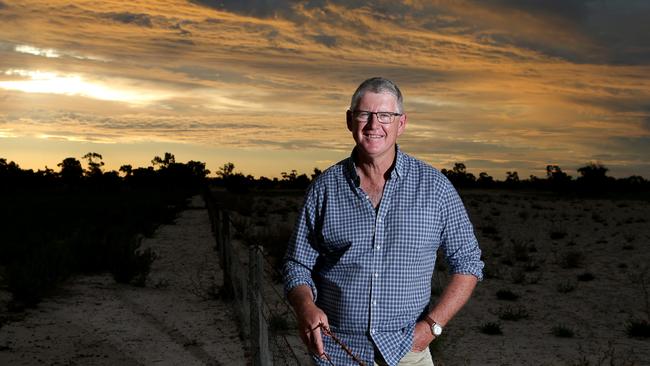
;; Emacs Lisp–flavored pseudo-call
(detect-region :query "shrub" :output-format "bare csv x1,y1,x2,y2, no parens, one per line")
556,281,577,293
109,235,157,286
481,226,498,236
479,322,502,335
625,319,650,338
550,229,567,240
551,324,575,338
559,251,584,269
5,239,72,308
511,240,531,262
577,272,595,282
496,289,519,301
495,305,529,321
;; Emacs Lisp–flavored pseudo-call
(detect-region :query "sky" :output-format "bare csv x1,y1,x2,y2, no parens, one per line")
1,0,649,179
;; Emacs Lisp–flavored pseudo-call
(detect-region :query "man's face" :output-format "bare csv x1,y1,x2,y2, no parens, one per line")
347,91,407,161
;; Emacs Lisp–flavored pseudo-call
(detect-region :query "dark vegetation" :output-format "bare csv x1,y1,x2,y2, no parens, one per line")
551,324,575,338
0,152,208,310
214,161,650,195
479,321,503,335
440,162,650,196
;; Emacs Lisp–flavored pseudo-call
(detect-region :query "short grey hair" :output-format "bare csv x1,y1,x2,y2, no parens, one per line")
350,77,404,113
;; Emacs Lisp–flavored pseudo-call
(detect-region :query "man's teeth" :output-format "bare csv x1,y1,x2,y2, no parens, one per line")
366,134,383,138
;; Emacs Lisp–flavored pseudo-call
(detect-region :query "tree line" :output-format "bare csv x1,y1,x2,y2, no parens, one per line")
439,162,648,193
1,154,648,193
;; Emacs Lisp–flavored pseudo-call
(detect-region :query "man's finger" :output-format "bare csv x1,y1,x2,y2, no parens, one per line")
311,324,325,357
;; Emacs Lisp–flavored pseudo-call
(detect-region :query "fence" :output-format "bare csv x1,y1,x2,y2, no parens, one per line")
204,191,310,366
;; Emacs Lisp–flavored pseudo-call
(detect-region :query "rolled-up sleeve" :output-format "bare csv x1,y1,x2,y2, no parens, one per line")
439,180,484,281
283,185,321,301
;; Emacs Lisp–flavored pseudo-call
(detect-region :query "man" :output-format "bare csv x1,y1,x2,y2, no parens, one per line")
283,77,483,366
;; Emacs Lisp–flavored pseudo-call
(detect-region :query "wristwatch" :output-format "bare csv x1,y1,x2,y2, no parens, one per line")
425,316,443,337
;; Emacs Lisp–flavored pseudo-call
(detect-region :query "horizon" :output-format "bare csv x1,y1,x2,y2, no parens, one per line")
1,1,649,179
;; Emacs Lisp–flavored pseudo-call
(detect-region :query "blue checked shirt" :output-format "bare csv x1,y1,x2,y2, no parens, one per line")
283,147,483,366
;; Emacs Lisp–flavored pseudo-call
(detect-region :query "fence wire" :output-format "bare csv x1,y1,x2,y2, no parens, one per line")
205,190,306,366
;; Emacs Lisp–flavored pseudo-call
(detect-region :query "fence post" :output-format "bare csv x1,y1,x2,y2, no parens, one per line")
250,246,272,366
220,210,233,300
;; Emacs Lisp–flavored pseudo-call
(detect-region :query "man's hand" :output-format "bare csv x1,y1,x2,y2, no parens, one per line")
411,320,434,352
296,301,329,358
288,285,329,358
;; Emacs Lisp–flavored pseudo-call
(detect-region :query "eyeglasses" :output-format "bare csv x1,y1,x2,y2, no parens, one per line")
350,110,402,124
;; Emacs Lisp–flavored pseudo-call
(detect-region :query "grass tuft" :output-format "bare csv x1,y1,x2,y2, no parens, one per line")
625,319,650,339
496,289,519,301
577,272,595,282
495,305,529,321
556,281,577,293
479,322,503,335
551,324,575,338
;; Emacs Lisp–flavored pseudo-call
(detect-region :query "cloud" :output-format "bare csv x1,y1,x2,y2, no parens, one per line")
479,0,591,20
1,0,649,178
101,11,154,27
312,34,337,47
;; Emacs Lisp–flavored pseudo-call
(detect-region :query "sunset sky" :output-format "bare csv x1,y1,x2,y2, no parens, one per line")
1,0,649,179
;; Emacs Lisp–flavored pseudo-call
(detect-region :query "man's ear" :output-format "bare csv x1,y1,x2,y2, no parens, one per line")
397,112,407,136
346,110,353,132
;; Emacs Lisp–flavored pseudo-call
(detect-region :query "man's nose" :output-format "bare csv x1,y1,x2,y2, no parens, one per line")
366,113,380,127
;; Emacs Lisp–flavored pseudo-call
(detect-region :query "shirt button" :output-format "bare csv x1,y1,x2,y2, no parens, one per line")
371,328,376,334
365,195,370,200
375,245,380,250
373,301,377,306
374,272,379,277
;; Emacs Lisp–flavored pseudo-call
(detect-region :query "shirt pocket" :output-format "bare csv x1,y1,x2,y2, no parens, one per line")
318,210,371,267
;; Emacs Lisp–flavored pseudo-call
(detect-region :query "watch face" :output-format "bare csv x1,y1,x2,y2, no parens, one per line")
432,324,443,336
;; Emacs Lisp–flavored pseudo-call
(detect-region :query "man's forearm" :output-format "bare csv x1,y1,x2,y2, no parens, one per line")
428,273,478,326
288,284,316,313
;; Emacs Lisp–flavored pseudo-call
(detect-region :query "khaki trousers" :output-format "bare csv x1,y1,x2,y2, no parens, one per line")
374,349,434,366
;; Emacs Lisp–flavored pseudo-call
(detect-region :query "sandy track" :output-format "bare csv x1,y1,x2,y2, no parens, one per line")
0,195,249,365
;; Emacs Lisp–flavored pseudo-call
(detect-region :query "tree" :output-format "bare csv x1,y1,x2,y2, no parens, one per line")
546,164,571,188
442,162,476,187
577,162,610,190
82,152,104,177
186,160,210,179
477,172,494,187
311,168,322,181
577,162,608,181
119,164,133,177
505,171,519,185
57,157,83,185
151,152,175,169
217,162,235,178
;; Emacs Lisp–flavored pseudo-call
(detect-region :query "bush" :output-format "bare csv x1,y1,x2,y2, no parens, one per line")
551,324,575,338
5,240,72,308
550,230,567,240
109,235,157,286
625,319,650,338
577,272,595,282
496,289,519,301
556,281,577,293
479,322,503,335
559,251,584,269
495,305,529,321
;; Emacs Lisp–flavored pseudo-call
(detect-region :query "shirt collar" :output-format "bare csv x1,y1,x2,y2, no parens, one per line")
345,145,405,187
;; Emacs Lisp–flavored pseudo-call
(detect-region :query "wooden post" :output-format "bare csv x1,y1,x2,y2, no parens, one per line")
250,246,272,366
220,210,233,300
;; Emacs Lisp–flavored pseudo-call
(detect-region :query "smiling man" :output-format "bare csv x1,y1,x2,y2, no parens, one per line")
283,77,484,366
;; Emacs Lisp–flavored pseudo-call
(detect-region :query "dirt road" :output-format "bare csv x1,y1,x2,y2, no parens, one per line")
0,195,249,365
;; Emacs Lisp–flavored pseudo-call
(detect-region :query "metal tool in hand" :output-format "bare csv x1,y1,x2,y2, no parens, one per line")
317,323,367,366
